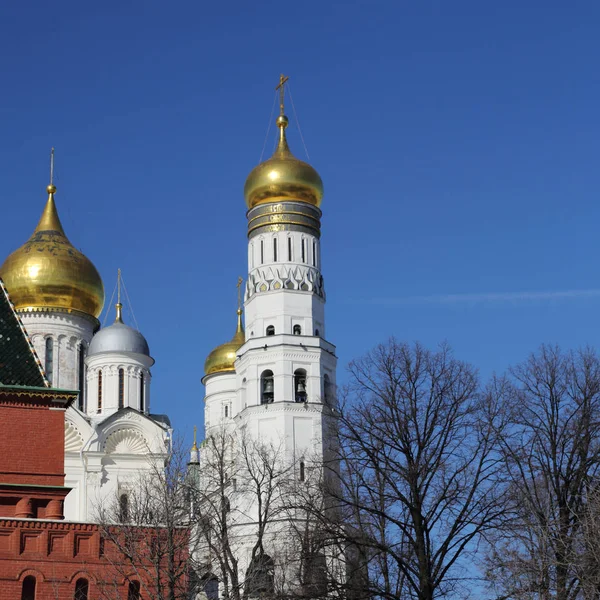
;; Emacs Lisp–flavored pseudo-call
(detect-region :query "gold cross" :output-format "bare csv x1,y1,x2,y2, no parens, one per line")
275,74,289,116
50,147,55,185
236,276,243,310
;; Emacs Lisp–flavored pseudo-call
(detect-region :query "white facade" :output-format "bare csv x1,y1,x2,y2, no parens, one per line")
22,310,95,405
198,112,339,597
19,306,170,523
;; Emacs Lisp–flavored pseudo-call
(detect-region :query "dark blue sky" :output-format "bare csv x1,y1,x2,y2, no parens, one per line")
1,1,599,439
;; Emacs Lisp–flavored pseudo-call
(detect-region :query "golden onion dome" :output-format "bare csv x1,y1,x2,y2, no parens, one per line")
204,309,245,376
244,115,323,209
0,185,105,318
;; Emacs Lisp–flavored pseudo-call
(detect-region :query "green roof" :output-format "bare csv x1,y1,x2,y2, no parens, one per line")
0,278,48,388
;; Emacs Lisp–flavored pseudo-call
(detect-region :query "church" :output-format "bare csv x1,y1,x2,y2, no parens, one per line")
0,77,339,598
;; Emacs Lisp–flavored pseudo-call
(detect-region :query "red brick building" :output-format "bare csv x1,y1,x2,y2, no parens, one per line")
0,279,189,599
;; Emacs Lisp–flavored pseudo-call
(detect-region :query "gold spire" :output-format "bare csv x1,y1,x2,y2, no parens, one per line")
115,268,123,323
0,150,105,318
191,425,198,452
204,278,246,376
244,75,323,209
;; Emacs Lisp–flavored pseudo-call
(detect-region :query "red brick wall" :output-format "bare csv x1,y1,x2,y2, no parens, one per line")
0,395,65,487
0,519,189,599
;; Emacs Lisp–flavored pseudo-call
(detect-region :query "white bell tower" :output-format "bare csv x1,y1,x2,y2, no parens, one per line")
198,77,340,597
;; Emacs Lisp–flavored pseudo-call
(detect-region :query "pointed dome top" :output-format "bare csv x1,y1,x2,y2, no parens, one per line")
204,309,245,376
244,77,323,209
0,179,105,319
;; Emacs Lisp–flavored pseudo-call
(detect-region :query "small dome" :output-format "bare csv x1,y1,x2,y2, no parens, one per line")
204,310,245,376
0,185,105,318
244,115,323,209
88,305,150,357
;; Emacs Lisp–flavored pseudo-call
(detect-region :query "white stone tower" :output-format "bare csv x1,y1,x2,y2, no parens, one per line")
200,77,338,597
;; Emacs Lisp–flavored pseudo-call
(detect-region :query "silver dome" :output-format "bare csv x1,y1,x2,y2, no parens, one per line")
88,321,150,356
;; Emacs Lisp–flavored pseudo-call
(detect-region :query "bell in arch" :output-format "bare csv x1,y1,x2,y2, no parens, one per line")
263,378,274,394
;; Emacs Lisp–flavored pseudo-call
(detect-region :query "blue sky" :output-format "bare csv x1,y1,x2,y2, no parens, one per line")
1,1,599,441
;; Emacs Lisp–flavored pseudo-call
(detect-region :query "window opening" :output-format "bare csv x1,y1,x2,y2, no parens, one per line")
224,404,229,418
300,460,305,481
294,369,307,403
261,370,274,404
75,578,89,600
97,370,103,413
246,554,275,597
312,240,317,266
273,238,278,262
288,237,292,261
118,368,125,409
119,494,129,522
127,581,141,600
202,574,219,600
315,328,320,337
293,324,302,336
21,576,36,600
266,325,275,336
324,374,332,406
140,372,145,412
301,239,306,263
78,343,86,411
45,337,53,385
260,240,264,264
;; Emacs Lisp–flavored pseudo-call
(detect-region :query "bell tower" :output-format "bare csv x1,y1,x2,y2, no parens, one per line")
235,74,336,459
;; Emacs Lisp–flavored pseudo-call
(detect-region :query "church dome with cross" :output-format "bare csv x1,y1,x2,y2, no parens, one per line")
0,156,104,319
243,76,323,209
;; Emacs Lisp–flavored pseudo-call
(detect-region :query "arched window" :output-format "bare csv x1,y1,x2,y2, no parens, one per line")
140,372,145,413
294,369,307,403
246,554,274,597
301,238,306,263
97,370,103,413
201,574,219,600
260,240,264,264
266,325,275,336
118,368,125,409
45,337,54,385
300,460,305,482
75,578,89,600
21,576,36,600
119,493,129,523
127,580,141,600
302,551,328,597
324,374,332,406
273,237,278,262
293,324,302,336
288,237,293,261
261,370,274,404
78,343,86,411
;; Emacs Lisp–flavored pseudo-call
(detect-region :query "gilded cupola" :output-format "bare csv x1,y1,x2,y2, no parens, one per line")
204,309,245,376
0,166,105,319
244,76,323,209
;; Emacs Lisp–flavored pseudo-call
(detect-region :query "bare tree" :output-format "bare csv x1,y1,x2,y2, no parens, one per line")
578,483,600,599
191,425,296,600
485,345,600,600
96,439,193,600
334,339,507,600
